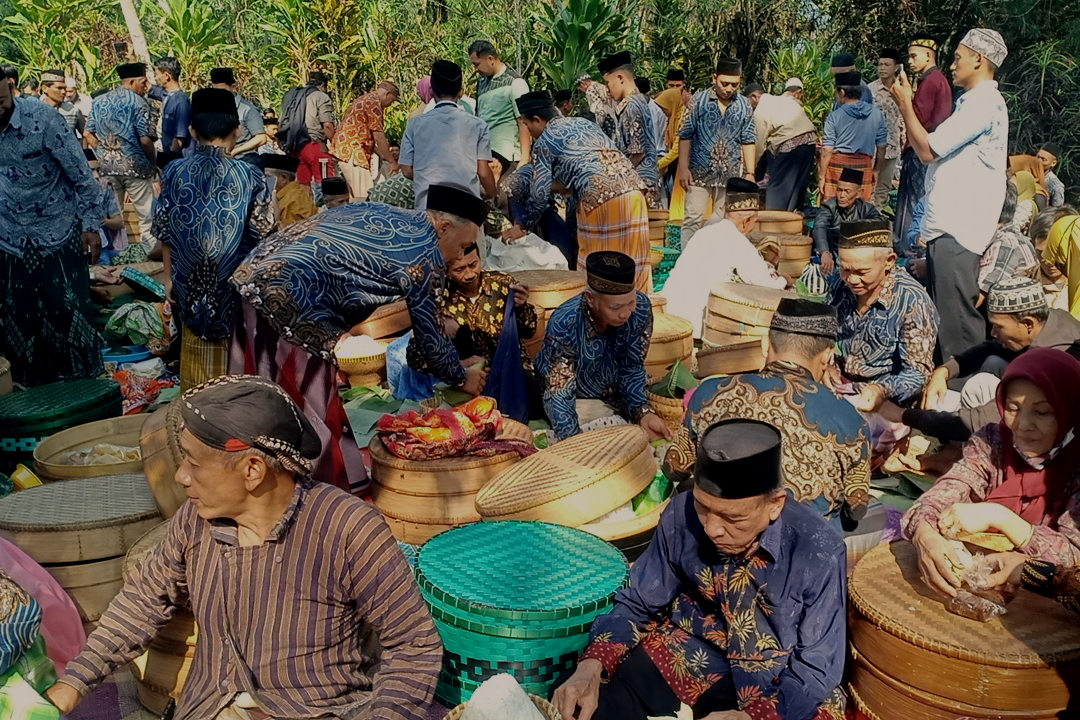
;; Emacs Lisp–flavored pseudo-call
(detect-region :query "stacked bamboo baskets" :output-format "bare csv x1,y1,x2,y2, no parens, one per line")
33,415,147,481
755,210,805,234
699,282,795,376
645,313,694,382
510,270,586,359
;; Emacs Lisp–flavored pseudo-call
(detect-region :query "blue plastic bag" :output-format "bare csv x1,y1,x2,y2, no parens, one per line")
482,289,529,422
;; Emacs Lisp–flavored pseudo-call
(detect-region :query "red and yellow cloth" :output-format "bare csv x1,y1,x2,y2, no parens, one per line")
377,396,535,460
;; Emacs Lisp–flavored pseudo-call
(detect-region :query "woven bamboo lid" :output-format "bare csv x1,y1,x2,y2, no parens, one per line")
851,542,1080,667
510,270,586,310
695,339,766,377
707,283,795,328
475,426,656,526
122,521,169,582
650,313,693,343
0,379,121,430
0,473,161,564
351,299,411,339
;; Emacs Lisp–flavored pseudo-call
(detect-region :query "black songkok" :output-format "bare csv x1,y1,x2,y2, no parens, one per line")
191,88,239,119
116,63,146,79
715,56,743,76
321,176,348,196
878,48,903,63
839,167,864,186
724,177,760,211
585,251,635,295
209,67,236,85
770,298,839,340
427,184,487,227
834,70,862,87
181,375,322,476
262,154,300,174
598,51,634,75
694,419,783,499
515,90,554,116
839,219,892,249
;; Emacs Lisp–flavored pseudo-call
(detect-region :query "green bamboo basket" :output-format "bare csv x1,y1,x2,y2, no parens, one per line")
416,522,627,706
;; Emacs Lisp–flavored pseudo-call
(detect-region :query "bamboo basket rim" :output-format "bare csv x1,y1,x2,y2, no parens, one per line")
580,497,670,542
645,391,684,410
33,414,147,478
708,282,794,311
443,692,562,720
0,473,159,531
651,313,694,341
510,270,588,292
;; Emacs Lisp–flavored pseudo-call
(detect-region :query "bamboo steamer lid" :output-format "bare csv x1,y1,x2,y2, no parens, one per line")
140,400,188,519
351,299,411,339
48,555,124,622
475,425,657,526
703,311,771,338
0,473,161,564
777,259,809,276
849,542,1080,719
777,234,812,260
695,338,766,377
34,414,147,481
648,294,667,314
646,314,693,375
510,270,586,310
755,210,804,234
707,282,795,327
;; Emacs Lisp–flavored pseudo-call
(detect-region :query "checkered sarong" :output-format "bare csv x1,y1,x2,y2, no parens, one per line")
822,152,874,202
180,327,229,391
576,190,651,292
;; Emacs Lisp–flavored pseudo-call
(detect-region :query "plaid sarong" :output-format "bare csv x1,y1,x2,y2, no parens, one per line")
180,327,229,392
576,190,652,292
822,152,874,202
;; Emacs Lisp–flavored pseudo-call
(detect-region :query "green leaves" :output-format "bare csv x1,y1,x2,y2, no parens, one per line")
534,0,639,88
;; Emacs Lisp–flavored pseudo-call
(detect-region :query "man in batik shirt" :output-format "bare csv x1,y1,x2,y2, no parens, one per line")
554,419,847,720
598,51,660,208
331,81,400,200
665,298,871,531
534,251,671,442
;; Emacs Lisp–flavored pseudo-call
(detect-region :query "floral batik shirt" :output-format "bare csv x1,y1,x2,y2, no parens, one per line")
534,292,652,439
231,204,466,386
612,93,661,206
677,89,756,188
828,267,938,404
664,362,871,529
86,87,155,179
583,493,847,720
520,117,645,232
330,92,384,169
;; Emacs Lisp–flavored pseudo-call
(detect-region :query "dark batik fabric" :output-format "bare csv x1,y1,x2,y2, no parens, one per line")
612,93,661,206
677,89,756,188
582,493,847,720
232,203,466,386
85,87,155,179
433,271,537,370
61,481,443,720
0,230,103,386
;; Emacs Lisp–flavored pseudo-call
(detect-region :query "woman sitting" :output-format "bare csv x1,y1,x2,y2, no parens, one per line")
904,347,1080,596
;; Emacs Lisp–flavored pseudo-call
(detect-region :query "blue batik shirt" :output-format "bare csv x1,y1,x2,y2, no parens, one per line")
232,203,467,386
0,97,105,258
613,93,659,189
521,117,645,231
86,87,155,178
582,493,848,720
153,145,276,340
534,292,652,439
677,89,756,188
828,267,939,404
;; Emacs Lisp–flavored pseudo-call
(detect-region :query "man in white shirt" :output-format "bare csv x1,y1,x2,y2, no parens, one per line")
662,177,787,338
892,27,1009,361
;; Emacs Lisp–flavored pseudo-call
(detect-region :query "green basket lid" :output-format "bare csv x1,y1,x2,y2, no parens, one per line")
0,380,121,426
417,522,627,621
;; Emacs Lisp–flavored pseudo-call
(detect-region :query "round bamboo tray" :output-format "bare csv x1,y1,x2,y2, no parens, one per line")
706,282,795,327
140,401,187,519
476,425,657,527
33,415,147,481
123,523,197,715
695,338,767,377
777,259,810,276
646,391,684,433
444,693,562,720
646,314,694,381
351,299,411,339
756,210,804,234
0,356,11,395
849,542,1080,719
510,270,586,310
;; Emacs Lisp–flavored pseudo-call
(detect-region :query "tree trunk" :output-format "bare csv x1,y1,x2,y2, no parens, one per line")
117,0,152,66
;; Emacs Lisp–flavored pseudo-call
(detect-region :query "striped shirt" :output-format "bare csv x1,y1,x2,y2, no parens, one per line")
60,481,442,720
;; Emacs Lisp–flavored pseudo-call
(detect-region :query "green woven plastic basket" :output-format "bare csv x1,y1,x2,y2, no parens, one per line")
417,521,627,707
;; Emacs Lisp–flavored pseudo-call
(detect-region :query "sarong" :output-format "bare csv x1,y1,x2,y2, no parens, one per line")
0,233,103,387
180,328,229,392
229,300,367,495
893,147,926,251
822,152,874,202
576,190,651,292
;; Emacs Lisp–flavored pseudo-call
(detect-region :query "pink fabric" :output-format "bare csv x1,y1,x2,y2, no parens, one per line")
416,76,433,104
0,537,85,674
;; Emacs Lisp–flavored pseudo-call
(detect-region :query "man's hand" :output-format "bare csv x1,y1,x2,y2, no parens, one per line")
81,230,102,263
641,411,674,441
553,658,603,720
854,384,886,413
509,283,530,306
502,225,527,244
816,177,826,202
459,366,488,396
90,265,122,285
890,71,914,107
912,522,965,597
985,551,1028,589
820,250,836,276
921,367,950,410
45,682,82,714
676,164,692,190
872,169,880,188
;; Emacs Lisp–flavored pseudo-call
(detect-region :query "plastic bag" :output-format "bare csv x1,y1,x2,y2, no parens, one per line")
946,589,1006,622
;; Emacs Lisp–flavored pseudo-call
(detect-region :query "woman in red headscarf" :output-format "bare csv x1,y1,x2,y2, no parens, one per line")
903,347,1080,596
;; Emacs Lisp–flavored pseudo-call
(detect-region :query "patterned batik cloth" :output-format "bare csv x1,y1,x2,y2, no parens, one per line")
829,267,938,404
534,292,653,440
676,89,756,188
376,396,535,460
0,570,42,676
330,92,384,169
432,271,537,371
612,93,661,207
664,361,871,529
85,87,155,179
581,493,847,720
576,191,652,293
821,152,874,202
0,232,103,386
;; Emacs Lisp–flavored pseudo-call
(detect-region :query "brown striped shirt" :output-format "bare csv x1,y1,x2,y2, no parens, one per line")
60,481,442,720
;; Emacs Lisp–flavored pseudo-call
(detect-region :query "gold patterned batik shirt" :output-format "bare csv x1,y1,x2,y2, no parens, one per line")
436,271,537,370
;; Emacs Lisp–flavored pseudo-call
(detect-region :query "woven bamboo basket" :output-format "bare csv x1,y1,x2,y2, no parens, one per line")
370,419,531,545
122,202,141,243
523,308,548,361
646,391,684,432
695,338,767,377
0,356,11,396
33,415,147,481
123,523,198,715
336,342,389,388
510,270,586,310
476,425,657,527
849,542,1080,719
351,299,411,339
706,282,795,327
444,693,562,720
648,294,667,314
702,311,771,338
645,314,693,382
579,497,671,562
140,401,187,519
47,556,124,623
417,522,627,706
648,209,669,246
756,210,804,234
778,234,813,262
777,259,809,276
648,244,664,270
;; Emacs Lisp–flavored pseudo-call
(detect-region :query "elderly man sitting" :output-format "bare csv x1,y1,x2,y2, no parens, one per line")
829,219,938,420
535,250,672,441
46,376,443,720
553,419,847,720
812,167,882,275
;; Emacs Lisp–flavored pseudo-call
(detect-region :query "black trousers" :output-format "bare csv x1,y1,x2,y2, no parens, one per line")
766,144,815,211
591,646,737,720
927,233,986,362
893,147,925,250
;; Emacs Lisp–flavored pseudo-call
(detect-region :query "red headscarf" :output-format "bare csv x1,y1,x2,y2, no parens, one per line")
987,347,1080,525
